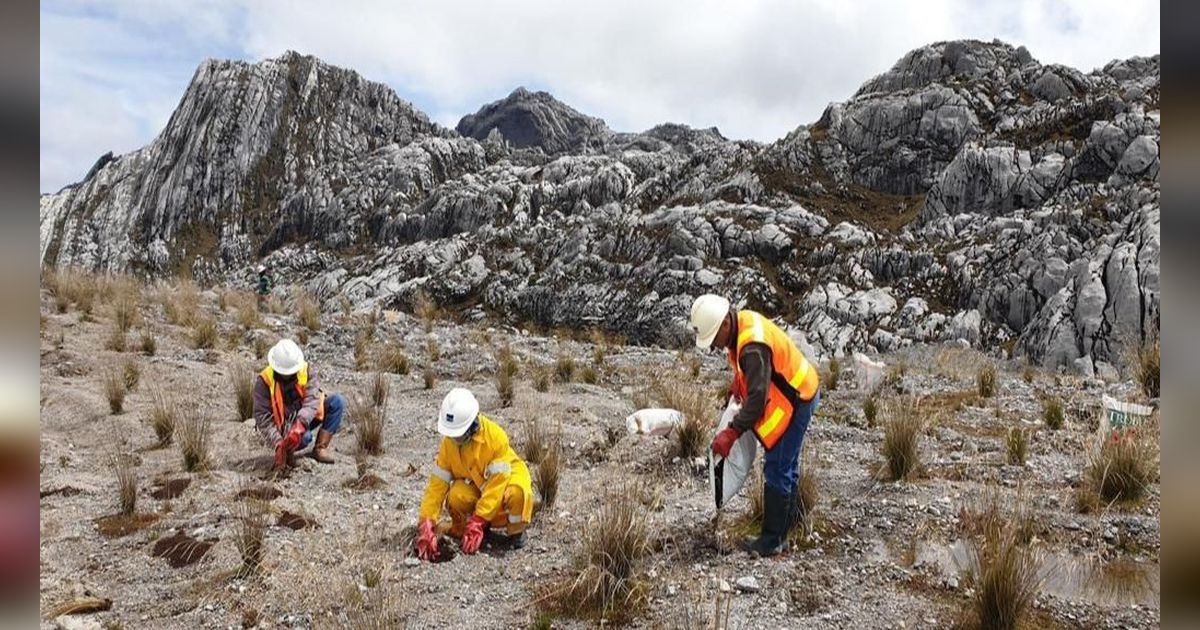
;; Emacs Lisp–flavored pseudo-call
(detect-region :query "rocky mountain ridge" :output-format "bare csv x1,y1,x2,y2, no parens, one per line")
39,40,1160,371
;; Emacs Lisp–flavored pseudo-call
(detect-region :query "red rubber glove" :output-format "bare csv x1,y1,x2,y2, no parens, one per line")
461,515,488,554
415,518,440,561
711,427,740,459
282,419,306,452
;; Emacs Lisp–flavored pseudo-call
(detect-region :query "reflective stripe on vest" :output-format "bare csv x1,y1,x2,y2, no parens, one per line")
259,364,325,431
727,310,819,450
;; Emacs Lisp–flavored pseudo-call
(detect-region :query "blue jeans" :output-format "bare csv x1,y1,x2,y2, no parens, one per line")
298,393,345,449
762,391,820,496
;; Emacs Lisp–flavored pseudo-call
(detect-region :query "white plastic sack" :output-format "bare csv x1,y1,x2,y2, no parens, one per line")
625,408,683,436
852,352,885,391
708,402,757,509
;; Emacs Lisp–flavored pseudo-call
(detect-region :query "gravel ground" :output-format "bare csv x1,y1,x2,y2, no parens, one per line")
38,285,1160,629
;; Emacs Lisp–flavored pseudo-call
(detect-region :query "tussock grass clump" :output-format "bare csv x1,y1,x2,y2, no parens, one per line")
191,317,218,349
111,451,137,516
150,389,177,446
378,343,410,375
538,485,652,622
977,364,997,398
426,337,440,362
104,323,127,352
297,292,322,331
414,290,438,333
253,335,269,360
961,493,1044,630
122,357,140,390
232,361,255,421
162,279,199,326
590,328,608,366
111,286,141,332
863,396,879,428
232,479,267,577
1042,398,1064,430
369,372,390,410
1135,338,1159,398
496,345,518,407
139,328,157,355
878,398,921,481
178,412,212,472
1085,435,1156,506
295,327,309,346
533,365,551,392
352,394,386,457
423,366,436,390
1021,362,1035,384
535,440,562,511
555,351,576,383
1005,428,1028,466
652,379,714,460
236,303,261,331
580,365,599,384
354,333,371,371
523,417,549,465
826,357,840,391
104,369,127,414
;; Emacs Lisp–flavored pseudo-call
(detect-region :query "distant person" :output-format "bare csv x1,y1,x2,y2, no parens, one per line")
252,339,345,473
690,294,821,557
255,264,272,309
415,388,533,560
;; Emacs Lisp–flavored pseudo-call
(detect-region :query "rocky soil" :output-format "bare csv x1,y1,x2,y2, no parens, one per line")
39,40,1160,373
38,281,1159,629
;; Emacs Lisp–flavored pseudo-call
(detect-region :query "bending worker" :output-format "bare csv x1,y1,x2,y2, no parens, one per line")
415,388,533,560
691,294,821,557
252,338,345,472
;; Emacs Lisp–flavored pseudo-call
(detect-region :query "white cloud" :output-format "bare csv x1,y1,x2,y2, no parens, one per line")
40,0,1159,192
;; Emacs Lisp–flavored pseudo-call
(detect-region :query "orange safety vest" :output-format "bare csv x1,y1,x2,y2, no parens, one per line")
259,364,325,431
728,310,819,450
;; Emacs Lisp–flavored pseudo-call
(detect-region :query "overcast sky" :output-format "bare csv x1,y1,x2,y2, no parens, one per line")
40,0,1159,193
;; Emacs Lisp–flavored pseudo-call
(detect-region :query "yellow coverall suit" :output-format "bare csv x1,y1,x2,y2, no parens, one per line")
419,414,534,537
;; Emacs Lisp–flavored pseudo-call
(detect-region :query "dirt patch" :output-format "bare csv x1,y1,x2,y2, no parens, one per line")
342,473,386,491
235,485,281,501
151,531,215,568
40,485,82,499
94,513,161,538
150,478,191,500
277,511,316,530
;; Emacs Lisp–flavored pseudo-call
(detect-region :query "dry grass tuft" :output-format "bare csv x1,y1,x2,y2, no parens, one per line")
104,323,127,352
423,366,436,390
414,290,439,333
1042,398,1064,430
111,285,141,332
354,333,371,371
1135,338,1159,398
535,439,562,511
297,292,322,331
533,365,552,392
523,417,549,465
580,365,599,384
231,360,255,421
369,372,390,409
352,393,386,457
961,492,1044,630
150,389,177,446
296,327,309,346
1085,434,1156,506
590,329,608,366
826,357,841,391
863,396,879,428
122,357,140,390
233,479,267,577
977,363,997,398
253,335,269,360
555,351,576,383
378,342,410,375
110,451,137,516
538,485,651,622
1021,362,1035,384
1005,428,1028,466
649,378,715,460
162,279,199,327
191,317,218,349
178,412,211,472
139,328,157,355
878,397,921,481
104,369,127,414
237,303,261,331
425,337,440,362
496,345,518,407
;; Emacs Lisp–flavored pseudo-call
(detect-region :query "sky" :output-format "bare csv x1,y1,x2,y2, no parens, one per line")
39,0,1159,193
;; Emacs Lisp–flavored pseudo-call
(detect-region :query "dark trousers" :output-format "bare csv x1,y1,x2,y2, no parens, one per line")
762,391,820,496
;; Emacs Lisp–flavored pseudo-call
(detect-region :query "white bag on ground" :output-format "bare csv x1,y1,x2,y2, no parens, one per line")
708,401,758,509
1098,394,1154,442
625,408,683,436
852,352,885,391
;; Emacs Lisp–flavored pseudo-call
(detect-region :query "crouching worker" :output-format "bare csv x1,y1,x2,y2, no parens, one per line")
415,388,533,560
253,339,346,473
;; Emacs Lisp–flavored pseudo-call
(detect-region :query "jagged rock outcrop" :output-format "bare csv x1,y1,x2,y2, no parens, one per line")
40,40,1160,370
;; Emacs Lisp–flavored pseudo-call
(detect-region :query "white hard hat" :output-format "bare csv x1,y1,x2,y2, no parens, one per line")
438,388,479,438
690,294,731,349
267,339,306,375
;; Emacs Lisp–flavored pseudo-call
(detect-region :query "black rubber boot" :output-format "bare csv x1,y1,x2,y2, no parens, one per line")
744,487,790,557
